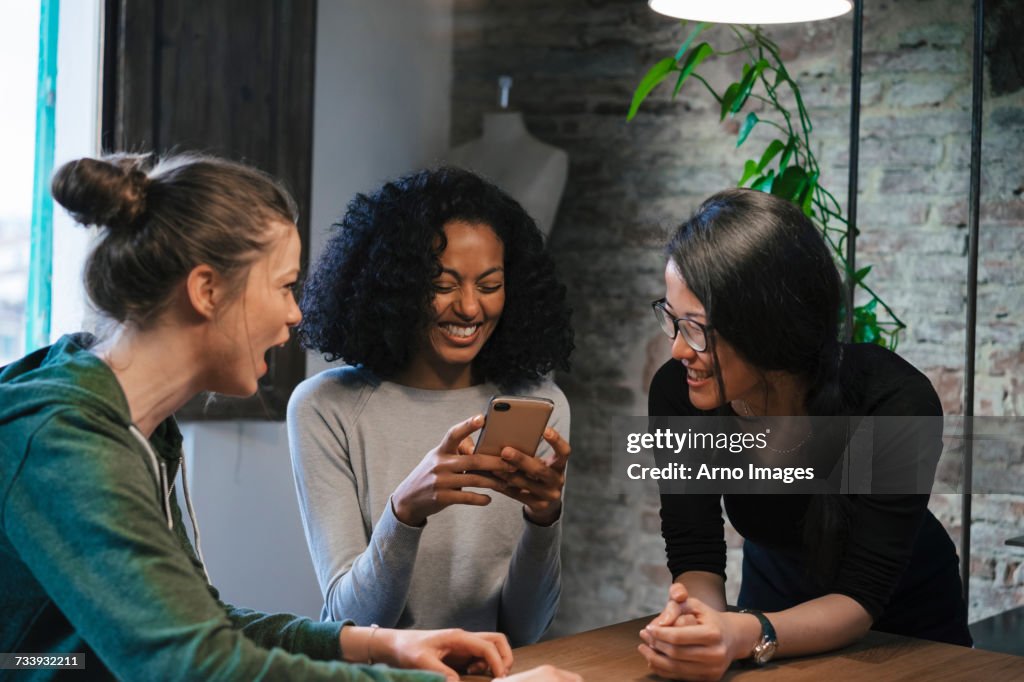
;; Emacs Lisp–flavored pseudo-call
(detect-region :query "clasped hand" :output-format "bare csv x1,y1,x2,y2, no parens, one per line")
392,415,571,527
637,583,753,681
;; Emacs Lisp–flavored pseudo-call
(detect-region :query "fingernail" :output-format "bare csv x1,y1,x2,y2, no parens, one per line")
501,448,514,459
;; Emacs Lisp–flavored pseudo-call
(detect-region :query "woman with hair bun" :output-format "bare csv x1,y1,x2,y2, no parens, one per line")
289,167,574,646
0,153,579,682
639,188,970,680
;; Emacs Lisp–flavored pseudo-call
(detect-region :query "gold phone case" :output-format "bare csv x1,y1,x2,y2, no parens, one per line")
474,395,555,456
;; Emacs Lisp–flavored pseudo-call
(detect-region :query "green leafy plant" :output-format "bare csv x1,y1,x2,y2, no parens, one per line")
630,22,904,348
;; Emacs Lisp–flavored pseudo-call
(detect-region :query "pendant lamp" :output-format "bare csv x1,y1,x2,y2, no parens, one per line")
648,0,852,24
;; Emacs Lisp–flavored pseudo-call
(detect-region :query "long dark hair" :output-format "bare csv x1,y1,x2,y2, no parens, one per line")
666,188,844,414
666,187,850,582
298,167,573,389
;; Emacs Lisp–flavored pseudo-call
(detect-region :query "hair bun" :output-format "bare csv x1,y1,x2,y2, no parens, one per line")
51,153,154,233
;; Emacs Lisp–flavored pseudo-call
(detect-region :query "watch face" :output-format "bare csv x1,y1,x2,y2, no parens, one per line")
753,638,778,665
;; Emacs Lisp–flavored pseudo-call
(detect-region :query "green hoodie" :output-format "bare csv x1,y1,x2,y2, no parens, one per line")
0,335,440,681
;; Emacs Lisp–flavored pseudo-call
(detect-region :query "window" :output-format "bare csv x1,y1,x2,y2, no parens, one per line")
0,0,102,366
0,2,43,365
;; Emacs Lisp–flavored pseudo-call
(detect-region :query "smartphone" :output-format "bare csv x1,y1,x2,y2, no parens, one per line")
473,395,555,457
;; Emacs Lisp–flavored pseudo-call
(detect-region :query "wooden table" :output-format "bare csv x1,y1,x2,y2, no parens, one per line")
466,616,1024,681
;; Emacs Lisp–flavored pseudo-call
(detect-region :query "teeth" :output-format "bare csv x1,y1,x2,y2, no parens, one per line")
442,323,479,338
687,367,711,380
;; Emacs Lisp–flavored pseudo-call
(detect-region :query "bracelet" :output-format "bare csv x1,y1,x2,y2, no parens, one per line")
367,624,379,665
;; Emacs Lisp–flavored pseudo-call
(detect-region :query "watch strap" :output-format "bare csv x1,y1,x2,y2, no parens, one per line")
739,608,777,664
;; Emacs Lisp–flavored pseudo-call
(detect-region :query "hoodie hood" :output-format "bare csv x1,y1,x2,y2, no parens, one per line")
0,334,128,425
0,333,182,457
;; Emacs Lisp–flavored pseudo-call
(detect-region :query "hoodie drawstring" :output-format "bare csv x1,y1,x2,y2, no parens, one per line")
128,424,211,583
178,452,210,583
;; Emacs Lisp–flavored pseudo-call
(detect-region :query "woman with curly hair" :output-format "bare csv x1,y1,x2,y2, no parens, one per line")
1,152,577,681
288,167,574,647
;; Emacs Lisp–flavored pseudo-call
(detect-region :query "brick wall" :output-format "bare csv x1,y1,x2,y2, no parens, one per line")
452,0,1023,634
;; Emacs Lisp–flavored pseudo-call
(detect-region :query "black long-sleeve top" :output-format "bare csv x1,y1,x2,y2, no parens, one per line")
651,343,971,645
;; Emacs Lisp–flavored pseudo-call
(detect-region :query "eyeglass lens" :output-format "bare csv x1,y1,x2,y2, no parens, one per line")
654,304,706,352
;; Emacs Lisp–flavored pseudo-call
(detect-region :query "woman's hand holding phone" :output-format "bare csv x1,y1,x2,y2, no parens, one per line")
391,415,513,527
493,427,572,526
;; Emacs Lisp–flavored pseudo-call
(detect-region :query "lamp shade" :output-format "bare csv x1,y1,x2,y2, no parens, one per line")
648,0,852,24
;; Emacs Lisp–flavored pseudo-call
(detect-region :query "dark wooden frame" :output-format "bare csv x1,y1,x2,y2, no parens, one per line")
100,0,316,420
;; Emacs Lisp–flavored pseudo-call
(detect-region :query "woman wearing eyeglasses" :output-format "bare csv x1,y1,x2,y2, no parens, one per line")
639,188,970,681
288,168,574,648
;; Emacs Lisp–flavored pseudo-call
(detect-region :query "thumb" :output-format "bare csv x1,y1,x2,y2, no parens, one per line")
677,595,709,616
440,415,484,453
669,582,689,603
409,655,459,682
457,435,476,456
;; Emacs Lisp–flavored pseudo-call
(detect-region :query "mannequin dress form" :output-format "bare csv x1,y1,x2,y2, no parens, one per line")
447,77,568,239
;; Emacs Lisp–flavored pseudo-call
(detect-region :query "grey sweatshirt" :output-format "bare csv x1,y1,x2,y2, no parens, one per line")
287,367,569,646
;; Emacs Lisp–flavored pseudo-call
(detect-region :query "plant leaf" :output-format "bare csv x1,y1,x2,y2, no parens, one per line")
673,42,714,98
798,171,818,215
719,81,742,120
674,22,709,61
757,139,785,172
751,170,775,192
801,178,816,216
774,64,789,87
854,318,879,344
853,265,872,284
739,159,758,186
730,58,770,115
736,112,759,147
853,301,881,345
772,165,809,201
628,57,677,122
779,138,795,169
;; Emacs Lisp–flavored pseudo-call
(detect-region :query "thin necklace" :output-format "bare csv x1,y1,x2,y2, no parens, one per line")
734,400,812,454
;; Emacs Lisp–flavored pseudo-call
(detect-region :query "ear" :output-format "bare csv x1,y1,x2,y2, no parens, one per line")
185,264,221,320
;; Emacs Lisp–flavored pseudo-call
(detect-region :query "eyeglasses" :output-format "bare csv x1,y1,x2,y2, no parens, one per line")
651,298,711,352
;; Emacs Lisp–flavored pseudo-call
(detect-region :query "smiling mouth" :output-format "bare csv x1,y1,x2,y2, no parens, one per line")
686,366,712,381
440,323,480,339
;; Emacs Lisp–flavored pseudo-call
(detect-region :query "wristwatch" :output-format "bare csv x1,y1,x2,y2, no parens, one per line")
739,609,778,665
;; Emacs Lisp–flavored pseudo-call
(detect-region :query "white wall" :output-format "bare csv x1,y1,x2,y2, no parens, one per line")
181,0,453,619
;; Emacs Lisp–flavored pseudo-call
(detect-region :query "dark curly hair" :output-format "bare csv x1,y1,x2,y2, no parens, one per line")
298,167,573,389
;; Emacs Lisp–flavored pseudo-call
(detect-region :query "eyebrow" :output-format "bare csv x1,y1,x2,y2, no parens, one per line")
438,266,505,280
665,301,706,319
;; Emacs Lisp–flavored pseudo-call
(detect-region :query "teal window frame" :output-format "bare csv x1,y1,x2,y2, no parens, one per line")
26,0,60,353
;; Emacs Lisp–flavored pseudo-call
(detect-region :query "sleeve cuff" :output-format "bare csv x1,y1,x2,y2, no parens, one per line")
382,495,428,536
304,619,348,661
521,508,562,546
